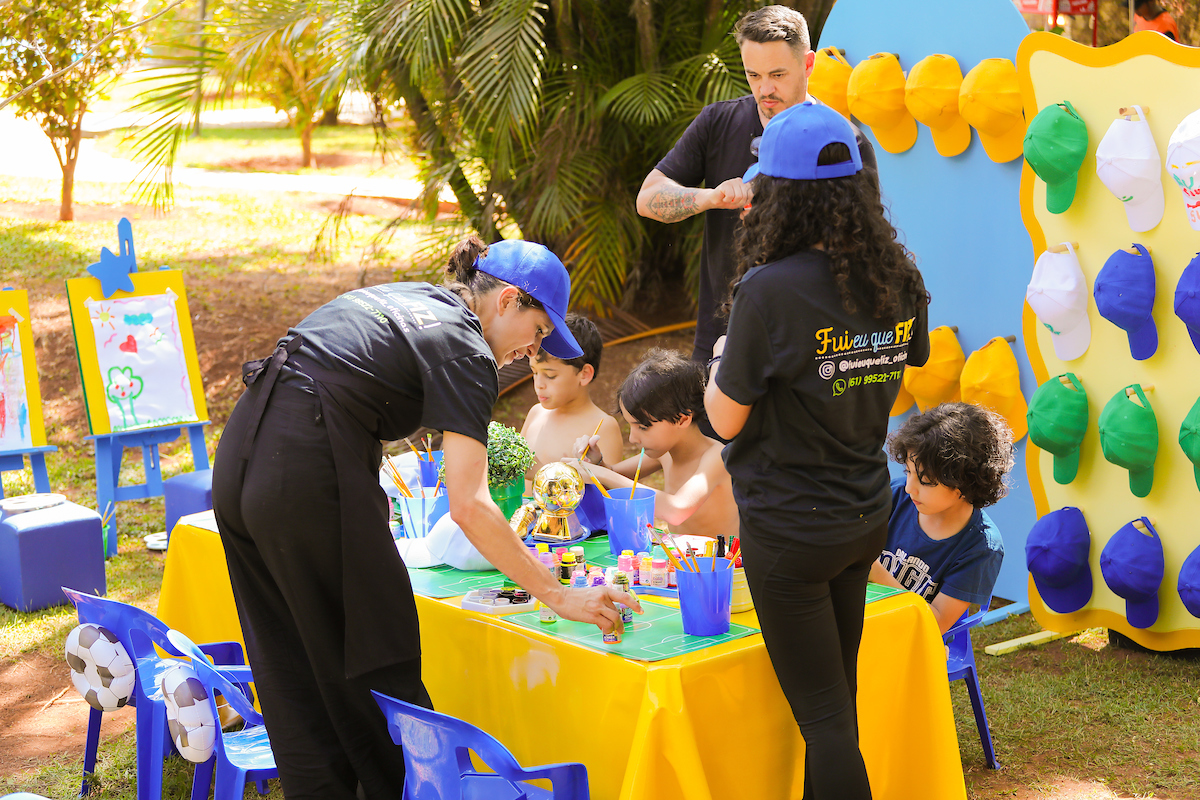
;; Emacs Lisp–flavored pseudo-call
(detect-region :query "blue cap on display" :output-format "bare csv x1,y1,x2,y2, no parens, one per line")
1177,544,1200,619
743,101,863,183
1093,244,1157,361
475,240,583,360
1025,507,1093,614
1174,252,1200,357
1099,517,1164,629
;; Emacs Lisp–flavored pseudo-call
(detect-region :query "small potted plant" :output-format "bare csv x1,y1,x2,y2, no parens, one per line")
439,422,533,520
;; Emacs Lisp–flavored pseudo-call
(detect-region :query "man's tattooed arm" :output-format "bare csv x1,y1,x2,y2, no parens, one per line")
643,184,705,223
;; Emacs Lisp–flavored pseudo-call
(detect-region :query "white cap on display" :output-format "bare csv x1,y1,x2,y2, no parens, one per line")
1095,106,1164,233
1167,108,1200,232
1026,242,1092,361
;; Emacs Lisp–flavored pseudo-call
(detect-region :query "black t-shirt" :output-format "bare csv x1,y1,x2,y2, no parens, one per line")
655,94,879,364
282,283,498,444
716,250,929,545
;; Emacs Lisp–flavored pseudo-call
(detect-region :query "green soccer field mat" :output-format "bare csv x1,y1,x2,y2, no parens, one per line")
502,600,759,661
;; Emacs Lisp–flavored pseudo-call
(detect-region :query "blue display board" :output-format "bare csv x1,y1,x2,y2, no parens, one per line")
821,0,1035,609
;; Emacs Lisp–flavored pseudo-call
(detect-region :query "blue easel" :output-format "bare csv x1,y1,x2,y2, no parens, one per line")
0,288,57,498
80,219,209,554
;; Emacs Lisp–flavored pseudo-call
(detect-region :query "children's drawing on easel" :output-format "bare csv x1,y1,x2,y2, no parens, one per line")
85,292,197,432
0,311,31,449
66,219,208,436
0,290,48,451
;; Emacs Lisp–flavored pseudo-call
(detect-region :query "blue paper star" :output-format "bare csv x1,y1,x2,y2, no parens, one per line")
87,246,136,298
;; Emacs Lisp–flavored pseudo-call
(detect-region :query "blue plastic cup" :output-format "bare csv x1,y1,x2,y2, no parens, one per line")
603,487,653,556
676,557,734,636
418,451,444,488
396,490,450,539
574,482,606,534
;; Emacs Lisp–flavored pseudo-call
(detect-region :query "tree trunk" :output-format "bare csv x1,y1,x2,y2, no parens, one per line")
320,94,340,126
630,0,656,72
60,157,75,222
59,112,84,222
300,123,313,168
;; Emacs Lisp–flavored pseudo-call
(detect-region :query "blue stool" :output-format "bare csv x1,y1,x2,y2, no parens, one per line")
0,500,105,612
164,469,213,539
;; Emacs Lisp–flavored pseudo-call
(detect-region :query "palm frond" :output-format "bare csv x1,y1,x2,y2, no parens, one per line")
598,71,682,128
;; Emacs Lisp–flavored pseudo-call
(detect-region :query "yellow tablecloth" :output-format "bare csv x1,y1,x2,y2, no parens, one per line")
159,518,966,800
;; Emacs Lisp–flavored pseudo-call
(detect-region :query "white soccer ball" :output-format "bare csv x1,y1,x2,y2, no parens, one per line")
159,663,217,763
65,624,136,712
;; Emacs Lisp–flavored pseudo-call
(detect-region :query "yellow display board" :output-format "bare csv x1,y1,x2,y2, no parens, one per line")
0,289,47,449
1018,31,1200,649
65,270,208,436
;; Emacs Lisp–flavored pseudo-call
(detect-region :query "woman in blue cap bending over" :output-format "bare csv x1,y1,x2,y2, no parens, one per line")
212,236,640,799
704,102,929,799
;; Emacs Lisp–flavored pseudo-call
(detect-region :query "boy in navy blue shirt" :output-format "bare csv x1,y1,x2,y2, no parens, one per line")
871,403,1014,634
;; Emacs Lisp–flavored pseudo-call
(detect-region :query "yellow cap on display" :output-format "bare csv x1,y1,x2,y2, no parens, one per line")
847,53,918,154
958,58,1025,163
960,337,1028,440
902,326,964,411
905,54,971,158
810,47,854,120
890,380,916,417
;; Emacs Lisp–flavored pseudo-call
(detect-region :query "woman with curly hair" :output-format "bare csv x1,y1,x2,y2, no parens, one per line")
875,402,1014,634
704,101,929,800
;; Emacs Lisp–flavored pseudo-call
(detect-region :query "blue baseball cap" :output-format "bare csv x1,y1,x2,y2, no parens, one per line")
1026,507,1093,614
1174,253,1200,356
1099,517,1164,629
475,240,583,360
1177,544,1200,619
1093,244,1157,361
743,101,863,183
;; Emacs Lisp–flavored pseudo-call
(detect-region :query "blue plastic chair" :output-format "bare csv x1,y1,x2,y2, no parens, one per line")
372,691,589,800
62,587,252,800
166,629,278,800
943,595,1000,769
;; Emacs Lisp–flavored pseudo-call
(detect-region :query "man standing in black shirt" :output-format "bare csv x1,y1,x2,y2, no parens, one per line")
637,5,877,370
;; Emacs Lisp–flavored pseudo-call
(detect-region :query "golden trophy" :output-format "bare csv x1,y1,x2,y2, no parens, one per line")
509,462,584,542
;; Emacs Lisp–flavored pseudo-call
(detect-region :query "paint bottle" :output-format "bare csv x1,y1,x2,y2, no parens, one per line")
617,554,632,574
639,554,653,586
559,553,577,584
536,542,550,555
651,559,668,588
668,561,677,588
571,570,588,590
614,572,634,626
603,629,622,644
539,552,556,575
704,540,715,559
589,568,606,587
570,546,587,573
538,600,558,623
605,566,618,586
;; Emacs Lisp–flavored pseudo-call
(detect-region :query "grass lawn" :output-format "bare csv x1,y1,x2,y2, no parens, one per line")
2,174,1200,799
94,123,421,179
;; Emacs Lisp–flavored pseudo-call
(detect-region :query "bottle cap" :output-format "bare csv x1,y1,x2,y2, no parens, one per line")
653,559,667,568
562,553,577,565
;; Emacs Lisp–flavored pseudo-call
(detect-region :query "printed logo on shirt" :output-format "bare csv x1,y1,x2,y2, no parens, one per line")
814,315,917,395
345,287,445,334
878,548,938,601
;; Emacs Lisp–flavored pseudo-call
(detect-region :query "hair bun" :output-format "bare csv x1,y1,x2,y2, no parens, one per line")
446,235,489,281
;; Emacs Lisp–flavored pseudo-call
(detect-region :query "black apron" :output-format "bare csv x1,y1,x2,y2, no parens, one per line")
240,335,422,679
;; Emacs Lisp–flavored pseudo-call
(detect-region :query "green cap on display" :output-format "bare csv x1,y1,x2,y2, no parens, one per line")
1098,384,1158,498
1180,398,1200,493
1026,373,1089,484
1024,101,1089,214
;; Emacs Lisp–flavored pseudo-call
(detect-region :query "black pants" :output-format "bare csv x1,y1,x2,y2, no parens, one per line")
213,382,432,800
740,521,888,800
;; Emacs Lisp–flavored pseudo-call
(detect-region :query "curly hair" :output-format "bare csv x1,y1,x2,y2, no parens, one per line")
726,142,927,320
886,403,1015,508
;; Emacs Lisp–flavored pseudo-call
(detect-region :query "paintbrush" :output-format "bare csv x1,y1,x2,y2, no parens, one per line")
579,419,604,463
424,434,434,461
384,456,414,498
630,448,645,496
647,524,689,572
406,439,425,461
666,531,700,573
588,473,612,499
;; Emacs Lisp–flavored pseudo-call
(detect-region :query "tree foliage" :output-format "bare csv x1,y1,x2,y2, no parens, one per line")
0,0,139,220
134,1,842,311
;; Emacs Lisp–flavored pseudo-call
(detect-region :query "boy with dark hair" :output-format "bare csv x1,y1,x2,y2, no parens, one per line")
873,402,1014,634
521,314,623,471
572,348,738,539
